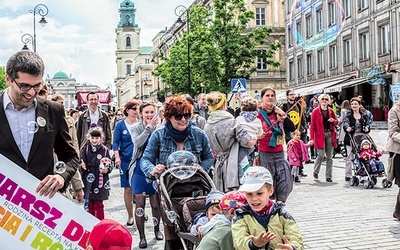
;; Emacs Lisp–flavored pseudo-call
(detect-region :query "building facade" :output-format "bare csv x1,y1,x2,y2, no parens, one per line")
286,0,397,121
45,71,100,109
150,0,287,102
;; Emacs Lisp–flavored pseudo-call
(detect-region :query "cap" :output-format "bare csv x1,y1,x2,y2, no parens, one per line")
206,189,224,211
89,219,132,250
239,166,273,192
361,139,371,147
219,191,246,210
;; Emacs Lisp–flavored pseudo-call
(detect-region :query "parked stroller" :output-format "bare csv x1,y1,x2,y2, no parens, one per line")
157,165,215,250
348,133,392,189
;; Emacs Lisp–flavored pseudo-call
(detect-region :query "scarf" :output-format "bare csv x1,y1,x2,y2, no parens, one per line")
240,111,258,122
165,120,192,142
259,108,282,148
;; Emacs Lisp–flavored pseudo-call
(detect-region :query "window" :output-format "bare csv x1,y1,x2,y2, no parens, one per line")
307,53,313,75
359,32,369,60
359,0,368,10
296,20,302,45
379,24,390,54
343,0,351,17
255,8,266,26
126,64,131,75
316,8,323,32
257,57,268,70
289,61,294,80
343,39,352,64
306,14,312,38
297,58,303,78
317,50,324,72
288,27,293,47
329,45,337,68
145,58,150,64
145,72,151,80
126,37,131,47
328,2,336,26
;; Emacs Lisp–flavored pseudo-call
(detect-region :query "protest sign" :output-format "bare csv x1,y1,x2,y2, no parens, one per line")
0,153,99,250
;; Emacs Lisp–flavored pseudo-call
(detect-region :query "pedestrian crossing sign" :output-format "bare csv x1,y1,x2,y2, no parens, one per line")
231,78,247,93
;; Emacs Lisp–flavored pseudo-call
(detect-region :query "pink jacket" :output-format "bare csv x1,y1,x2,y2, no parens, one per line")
287,140,310,166
359,148,382,160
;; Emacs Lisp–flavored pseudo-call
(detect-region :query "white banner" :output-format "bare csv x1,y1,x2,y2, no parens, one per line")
0,153,99,250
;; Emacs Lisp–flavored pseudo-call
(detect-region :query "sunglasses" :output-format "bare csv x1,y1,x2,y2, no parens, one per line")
173,113,191,120
321,98,329,101
129,107,137,111
264,94,275,97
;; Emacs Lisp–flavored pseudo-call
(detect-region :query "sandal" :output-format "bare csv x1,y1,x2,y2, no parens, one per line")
126,218,134,227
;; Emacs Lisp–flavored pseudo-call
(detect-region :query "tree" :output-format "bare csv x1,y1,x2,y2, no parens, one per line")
0,67,6,91
154,0,281,96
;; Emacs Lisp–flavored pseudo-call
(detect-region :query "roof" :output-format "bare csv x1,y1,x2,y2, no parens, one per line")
53,71,69,79
140,46,153,54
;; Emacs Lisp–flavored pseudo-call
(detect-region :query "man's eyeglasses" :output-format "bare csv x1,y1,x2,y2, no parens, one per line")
321,98,329,101
13,79,42,92
173,113,191,121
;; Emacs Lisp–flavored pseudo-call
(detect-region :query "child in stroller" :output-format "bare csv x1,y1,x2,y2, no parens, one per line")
358,138,384,176
190,189,223,238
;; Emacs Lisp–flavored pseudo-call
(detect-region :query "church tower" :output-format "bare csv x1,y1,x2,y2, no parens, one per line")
115,0,140,79
115,0,141,106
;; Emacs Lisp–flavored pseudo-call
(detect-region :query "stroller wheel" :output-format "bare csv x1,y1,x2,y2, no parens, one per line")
382,178,389,188
388,181,393,188
372,176,377,185
349,177,355,186
355,178,360,186
363,179,370,189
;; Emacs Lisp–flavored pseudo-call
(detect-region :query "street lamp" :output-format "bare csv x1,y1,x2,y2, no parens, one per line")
21,33,34,50
30,4,49,52
175,5,191,95
136,65,143,100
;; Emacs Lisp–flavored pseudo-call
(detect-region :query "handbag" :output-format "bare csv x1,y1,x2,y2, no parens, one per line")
387,153,396,182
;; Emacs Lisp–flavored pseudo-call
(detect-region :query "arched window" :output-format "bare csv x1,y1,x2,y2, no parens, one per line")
126,37,131,47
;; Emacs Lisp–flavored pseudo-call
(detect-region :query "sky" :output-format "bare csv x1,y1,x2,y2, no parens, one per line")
0,0,193,90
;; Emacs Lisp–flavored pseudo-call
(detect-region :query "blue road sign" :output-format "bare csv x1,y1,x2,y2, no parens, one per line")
231,78,247,93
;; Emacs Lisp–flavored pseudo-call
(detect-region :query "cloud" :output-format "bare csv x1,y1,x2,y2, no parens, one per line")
0,0,193,88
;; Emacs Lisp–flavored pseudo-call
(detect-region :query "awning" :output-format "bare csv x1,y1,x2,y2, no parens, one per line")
301,79,349,96
324,78,367,93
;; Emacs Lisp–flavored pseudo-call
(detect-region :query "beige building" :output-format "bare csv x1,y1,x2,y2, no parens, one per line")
285,0,396,121
150,0,287,102
114,0,156,106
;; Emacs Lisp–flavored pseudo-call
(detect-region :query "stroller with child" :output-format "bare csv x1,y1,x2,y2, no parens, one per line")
157,164,215,250
348,133,392,189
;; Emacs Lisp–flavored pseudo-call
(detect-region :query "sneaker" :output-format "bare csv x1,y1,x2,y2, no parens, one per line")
305,160,314,164
313,172,318,179
393,212,400,221
294,176,301,183
326,178,333,182
345,177,350,181
300,172,308,177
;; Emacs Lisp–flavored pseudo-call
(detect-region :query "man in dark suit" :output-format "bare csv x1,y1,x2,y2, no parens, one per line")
0,50,78,198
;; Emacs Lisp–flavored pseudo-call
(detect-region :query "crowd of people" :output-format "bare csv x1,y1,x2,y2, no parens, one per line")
2,50,399,250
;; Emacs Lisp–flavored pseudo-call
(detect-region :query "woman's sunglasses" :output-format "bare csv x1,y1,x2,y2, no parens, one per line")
173,113,191,120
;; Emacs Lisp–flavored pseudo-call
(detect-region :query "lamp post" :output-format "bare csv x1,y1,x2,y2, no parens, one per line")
21,33,34,50
30,4,49,52
136,65,143,100
175,5,191,96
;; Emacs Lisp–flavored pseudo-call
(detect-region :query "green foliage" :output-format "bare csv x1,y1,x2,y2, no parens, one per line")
0,67,6,91
154,0,281,97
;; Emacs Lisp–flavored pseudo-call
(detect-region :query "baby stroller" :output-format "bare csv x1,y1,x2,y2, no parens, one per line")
348,133,392,189
157,166,215,250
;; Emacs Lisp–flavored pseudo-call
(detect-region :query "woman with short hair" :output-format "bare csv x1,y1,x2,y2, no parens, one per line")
309,94,339,182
